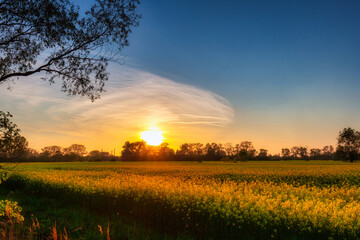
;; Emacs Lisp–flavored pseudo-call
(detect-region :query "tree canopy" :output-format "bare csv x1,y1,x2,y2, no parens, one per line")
337,127,360,162
0,0,141,100
0,111,28,158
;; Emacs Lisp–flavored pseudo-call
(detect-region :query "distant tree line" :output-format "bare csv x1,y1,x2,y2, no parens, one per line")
0,143,120,162
120,141,339,162
1,110,360,162
0,139,358,162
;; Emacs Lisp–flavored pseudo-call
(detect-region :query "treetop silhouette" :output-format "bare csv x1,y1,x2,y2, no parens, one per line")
0,0,141,100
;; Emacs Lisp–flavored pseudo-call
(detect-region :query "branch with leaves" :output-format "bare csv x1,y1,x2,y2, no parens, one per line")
0,0,141,100
0,111,28,159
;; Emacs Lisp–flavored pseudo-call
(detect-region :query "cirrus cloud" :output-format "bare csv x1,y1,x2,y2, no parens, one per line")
0,66,234,150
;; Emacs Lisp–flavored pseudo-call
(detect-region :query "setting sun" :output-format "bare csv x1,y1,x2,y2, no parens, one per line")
140,128,164,146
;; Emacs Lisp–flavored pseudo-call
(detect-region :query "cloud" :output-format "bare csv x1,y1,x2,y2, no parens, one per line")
0,66,234,139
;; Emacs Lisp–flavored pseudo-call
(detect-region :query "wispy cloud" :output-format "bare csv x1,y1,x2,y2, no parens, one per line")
0,66,234,146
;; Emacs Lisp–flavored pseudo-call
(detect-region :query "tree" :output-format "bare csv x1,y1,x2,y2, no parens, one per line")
291,146,300,158
237,149,248,162
298,147,308,159
290,146,308,159
89,150,110,157
177,143,204,156
234,144,241,155
224,143,234,156
177,143,192,156
240,141,254,153
309,148,321,159
88,150,110,161
337,127,360,162
89,150,101,158
257,149,268,160
121,141,147,161
238,141,256,159
64,144,87,156
157,142,174,160
26,148,39,158
192,143,204,156
204,143,225,161
176,143,204,161
322,145,334,160
41,145,63,157
0,111,28,158
281,148,291,159
0,0,141,100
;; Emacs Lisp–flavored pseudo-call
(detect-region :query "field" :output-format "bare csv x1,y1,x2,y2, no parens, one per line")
1,161,360,239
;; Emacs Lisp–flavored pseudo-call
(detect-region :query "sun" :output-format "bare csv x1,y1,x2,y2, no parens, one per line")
140,127,164,146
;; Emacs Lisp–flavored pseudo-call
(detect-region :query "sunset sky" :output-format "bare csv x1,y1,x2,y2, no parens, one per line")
1,0,360,154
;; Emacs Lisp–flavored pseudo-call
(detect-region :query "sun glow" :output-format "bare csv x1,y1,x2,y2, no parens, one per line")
140,127,164,146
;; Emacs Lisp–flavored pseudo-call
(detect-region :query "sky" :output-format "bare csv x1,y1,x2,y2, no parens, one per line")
1,0,360,154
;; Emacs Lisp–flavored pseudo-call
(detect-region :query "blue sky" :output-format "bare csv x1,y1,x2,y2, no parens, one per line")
121,0,360,149
1,0,360,153
121,0,360,116
123,0,360,97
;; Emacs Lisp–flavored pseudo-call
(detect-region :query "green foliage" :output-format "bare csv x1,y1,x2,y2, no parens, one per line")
0,171,7,185
0,187,177,240
0,0,141,100
0,111,28,158
337,127,360,162
0,199,24,222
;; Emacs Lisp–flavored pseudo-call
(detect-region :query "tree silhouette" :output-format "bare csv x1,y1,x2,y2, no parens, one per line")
298,147,308,160
224,143,234,156
0,111,28,158
322,145,334,160
240,141,254,153
258,149,268,160
310,148,321,159
237,141,256,160
121,141,147,161
42,145,63,157
0,0,141,100
281,148,291,159
176,143,205,161
337,127,360,162
177,143,192,156
88,150,111,161
204,143,225,161
291,146,300,159
157,142,174,160
64,144,87,157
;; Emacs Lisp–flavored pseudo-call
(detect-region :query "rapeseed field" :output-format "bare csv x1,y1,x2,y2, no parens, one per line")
3,161,360,239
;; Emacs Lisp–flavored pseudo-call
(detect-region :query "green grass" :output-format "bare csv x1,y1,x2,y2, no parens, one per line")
0,185,195,240
0,186,192,240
